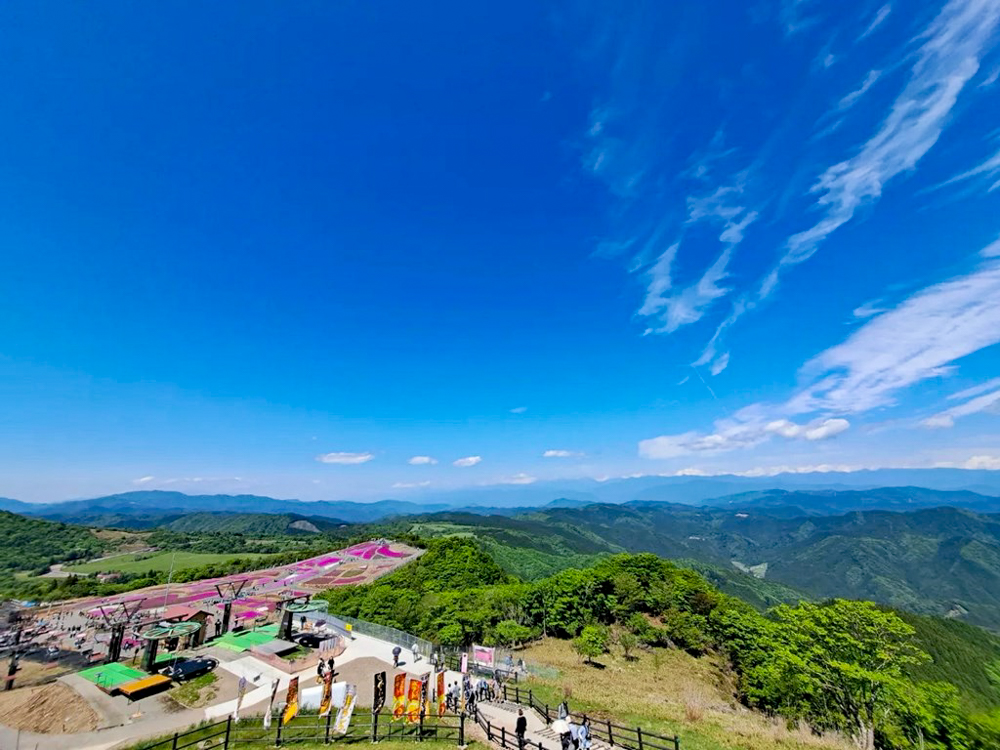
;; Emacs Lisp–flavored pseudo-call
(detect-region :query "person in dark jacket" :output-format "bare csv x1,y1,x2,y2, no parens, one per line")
516,709,528,749
392,645,402,668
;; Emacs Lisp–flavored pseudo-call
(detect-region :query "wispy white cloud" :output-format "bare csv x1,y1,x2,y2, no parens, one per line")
699,0,1000,370
937,144,1000,193
983,237,1000,257
937,454,1000,469
852,300,887,319
392,481,431,489
922,386,1000,427
777,0,998,287
509,406,528,414
453,456,482,468
160,476,244,485
543,449,583,458
638,415,850,459
837,69,882,111
858,4,892,41
788,258,1000,414
981,67,1000,87
498,473,537,485
781,0,823,36
637,176,761,338
710,352,730,376
315,452,374,465
408,456,438,465
641,246,733,335
947,377,1000,400
133,476,155,485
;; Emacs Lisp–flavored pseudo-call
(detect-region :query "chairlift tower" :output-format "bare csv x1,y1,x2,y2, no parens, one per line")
139,621,201,673
214,578,250,637
96,598,145,665
277,593,324,641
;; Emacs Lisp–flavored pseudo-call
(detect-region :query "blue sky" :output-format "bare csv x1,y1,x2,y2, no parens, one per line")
1,0,999,502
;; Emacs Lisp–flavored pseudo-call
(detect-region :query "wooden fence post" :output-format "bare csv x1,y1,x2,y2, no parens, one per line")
275,714,283,747
459,712,465,747
224,715,232,748
673,735,680,750
325,707,334,743
171,732,178,750
502,725,508,748
636,726,644,750
607,720,614,746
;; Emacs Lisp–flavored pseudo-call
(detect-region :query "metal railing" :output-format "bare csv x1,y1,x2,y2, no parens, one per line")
131,710,468,749
335,615,434,657
497,685,680,750
475,706,550,750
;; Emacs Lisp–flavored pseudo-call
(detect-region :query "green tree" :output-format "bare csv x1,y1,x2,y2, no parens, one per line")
772,600,928,750
490,620,533,648
573,625,609,664
613,626,639,660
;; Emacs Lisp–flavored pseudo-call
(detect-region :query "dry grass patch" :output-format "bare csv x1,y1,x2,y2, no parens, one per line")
520,639,849,750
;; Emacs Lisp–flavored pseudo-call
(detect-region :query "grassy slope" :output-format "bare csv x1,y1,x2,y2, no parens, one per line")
64,550,264,574
520,639,849,750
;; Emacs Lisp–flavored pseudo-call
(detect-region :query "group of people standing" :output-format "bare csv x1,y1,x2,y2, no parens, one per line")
443,673,501,714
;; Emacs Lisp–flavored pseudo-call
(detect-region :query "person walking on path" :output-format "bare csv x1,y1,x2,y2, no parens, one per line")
578,718,592,750
516,709,527,750
392,645,402,668
558,700,569,720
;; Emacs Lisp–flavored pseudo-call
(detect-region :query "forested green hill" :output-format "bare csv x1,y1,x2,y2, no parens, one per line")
319,537,1000,750
0,510,106,573
165,512,348,536
402,504,1000,629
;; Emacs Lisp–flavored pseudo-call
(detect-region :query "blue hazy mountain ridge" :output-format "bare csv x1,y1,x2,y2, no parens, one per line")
4,469,1000,524
697,487,1000,515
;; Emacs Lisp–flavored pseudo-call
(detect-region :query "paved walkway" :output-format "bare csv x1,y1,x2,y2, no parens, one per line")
0,632,458,750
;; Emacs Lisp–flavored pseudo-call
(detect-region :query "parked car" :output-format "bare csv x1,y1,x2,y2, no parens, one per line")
159,656,217,681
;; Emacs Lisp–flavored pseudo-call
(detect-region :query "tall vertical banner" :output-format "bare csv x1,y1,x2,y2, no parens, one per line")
406,678,422,724
437,671,446,717
333,684,358,734
233,676,247,722
391,673,406,720
263,678,279,729
422,674,431,719
282,676,300,726
373,671,387,715
460,653,468,674
319,671,334,716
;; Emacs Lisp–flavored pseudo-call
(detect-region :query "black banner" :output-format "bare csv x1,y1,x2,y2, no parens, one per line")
373,670,386,714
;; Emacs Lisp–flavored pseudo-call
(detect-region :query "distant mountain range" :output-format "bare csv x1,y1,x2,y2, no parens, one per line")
3,467,1000,525
404,501,1000,630
0,490,599,527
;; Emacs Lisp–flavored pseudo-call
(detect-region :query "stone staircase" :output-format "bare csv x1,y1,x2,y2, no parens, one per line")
477,700,612,750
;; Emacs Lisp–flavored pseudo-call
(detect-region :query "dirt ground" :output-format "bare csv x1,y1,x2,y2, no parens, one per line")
0,681,100,733
6,656,75,687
